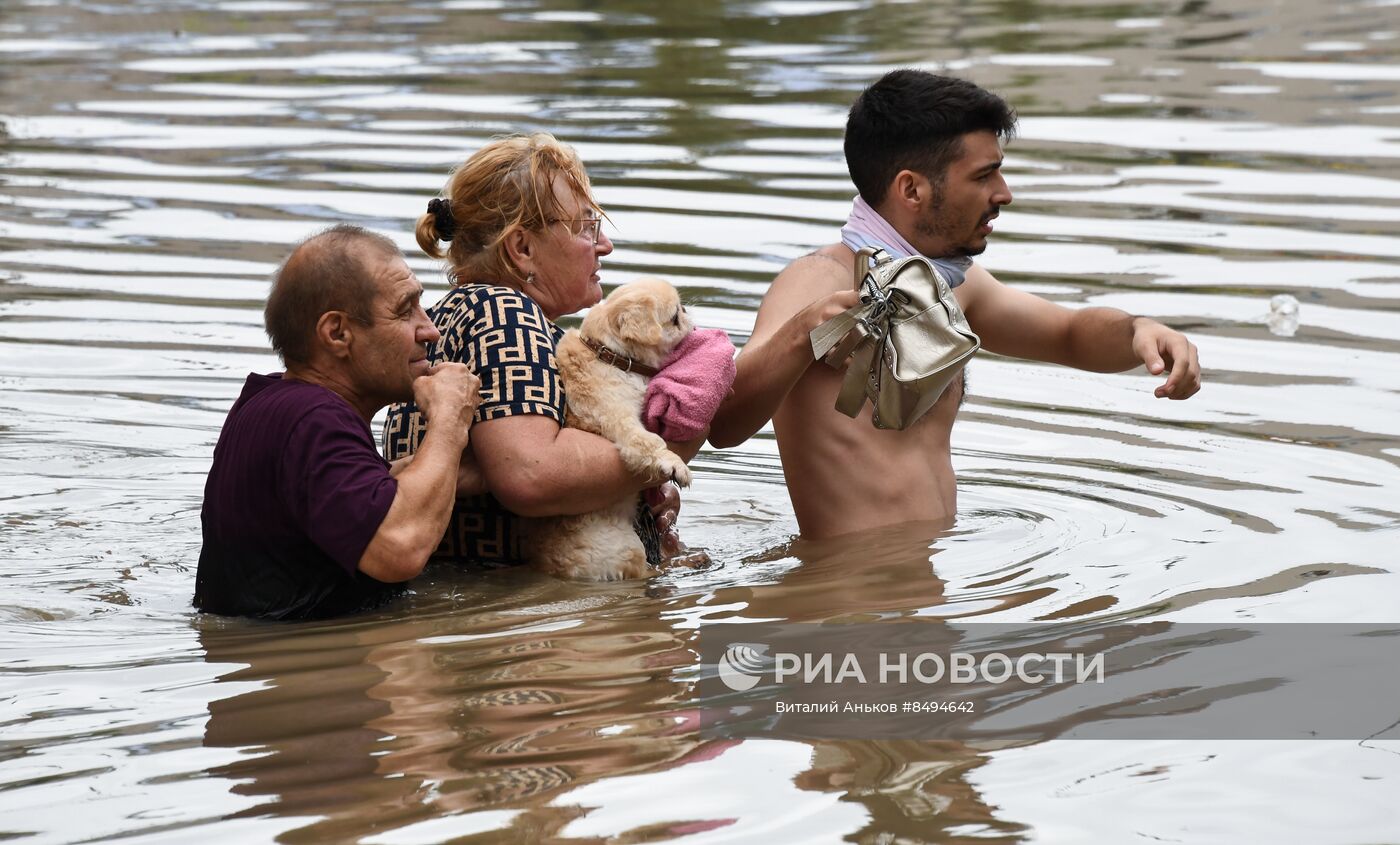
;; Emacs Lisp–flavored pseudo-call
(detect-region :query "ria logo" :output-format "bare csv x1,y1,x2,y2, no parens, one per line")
717,643,768,691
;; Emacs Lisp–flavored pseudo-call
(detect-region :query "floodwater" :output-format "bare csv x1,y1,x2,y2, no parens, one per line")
3,0,1399,842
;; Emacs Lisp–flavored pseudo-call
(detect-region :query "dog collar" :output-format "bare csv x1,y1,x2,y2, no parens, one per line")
580,335,661,377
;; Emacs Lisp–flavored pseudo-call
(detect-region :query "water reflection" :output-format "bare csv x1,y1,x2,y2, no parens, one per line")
197,530,1033,842
4,0,1400,840
198,574,732,840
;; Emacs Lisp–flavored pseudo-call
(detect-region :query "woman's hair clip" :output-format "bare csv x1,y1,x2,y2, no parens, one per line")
427,197,455,241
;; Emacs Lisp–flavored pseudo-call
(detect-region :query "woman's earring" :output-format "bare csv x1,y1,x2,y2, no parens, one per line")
525,272,536,285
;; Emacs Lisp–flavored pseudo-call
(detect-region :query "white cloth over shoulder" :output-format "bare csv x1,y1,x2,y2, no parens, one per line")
839,195,972,288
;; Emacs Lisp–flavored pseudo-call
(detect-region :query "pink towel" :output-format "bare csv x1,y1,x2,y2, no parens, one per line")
643,328,737,441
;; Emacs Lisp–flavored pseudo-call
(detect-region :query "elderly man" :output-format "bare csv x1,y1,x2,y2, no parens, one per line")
194,225,481,620
711,70,1201,539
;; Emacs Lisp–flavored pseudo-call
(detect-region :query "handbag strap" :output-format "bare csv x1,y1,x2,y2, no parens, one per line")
811,247,894,369
820,319,868,368
853,246,880,290
834,339,879,419
810,302,865,363
810,246,887,363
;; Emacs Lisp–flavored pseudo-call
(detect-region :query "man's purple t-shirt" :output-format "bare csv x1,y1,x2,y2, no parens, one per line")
195,373,400,620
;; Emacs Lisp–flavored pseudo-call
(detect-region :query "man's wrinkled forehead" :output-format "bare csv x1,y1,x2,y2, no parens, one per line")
372,253,423,306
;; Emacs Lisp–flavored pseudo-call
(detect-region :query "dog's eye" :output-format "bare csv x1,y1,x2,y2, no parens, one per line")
670,310,681,327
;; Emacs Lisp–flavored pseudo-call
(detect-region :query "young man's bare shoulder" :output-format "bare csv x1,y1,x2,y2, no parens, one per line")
751,244,854,334
774,244,852,294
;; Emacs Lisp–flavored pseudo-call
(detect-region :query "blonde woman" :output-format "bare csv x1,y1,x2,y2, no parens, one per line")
383,134,694,568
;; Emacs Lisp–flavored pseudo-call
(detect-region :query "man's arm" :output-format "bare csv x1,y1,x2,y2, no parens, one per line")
470,416,703,518
358,364,481,583
709,254,860,448
959,263,1201,399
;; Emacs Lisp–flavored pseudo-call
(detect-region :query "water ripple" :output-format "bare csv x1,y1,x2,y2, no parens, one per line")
3,0,1399,841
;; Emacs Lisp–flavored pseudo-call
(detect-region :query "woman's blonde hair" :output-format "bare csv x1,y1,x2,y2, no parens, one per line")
415,133,600,285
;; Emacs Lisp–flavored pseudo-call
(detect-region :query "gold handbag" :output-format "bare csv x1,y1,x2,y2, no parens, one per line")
809,247,980,430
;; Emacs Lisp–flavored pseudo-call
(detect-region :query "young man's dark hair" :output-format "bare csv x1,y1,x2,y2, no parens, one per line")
263,224,401,366
844,70,1018,206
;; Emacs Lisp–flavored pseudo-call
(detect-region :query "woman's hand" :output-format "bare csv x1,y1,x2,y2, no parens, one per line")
644,482,683,556
456,447,487,497
390,447,487,496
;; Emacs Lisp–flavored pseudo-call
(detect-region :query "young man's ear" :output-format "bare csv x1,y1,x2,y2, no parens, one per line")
891,169,933,211
314,310,354,359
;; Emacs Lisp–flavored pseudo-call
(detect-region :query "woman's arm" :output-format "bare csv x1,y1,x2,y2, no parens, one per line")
470,415,699,518
444,287,706,517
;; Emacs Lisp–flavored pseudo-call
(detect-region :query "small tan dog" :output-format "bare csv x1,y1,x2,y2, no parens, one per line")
524,277,694,581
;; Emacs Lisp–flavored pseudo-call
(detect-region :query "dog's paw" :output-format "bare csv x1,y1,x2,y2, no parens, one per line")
657,450,691,487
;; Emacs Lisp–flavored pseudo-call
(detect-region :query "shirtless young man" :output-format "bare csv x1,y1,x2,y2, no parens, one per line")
709,70,1201,540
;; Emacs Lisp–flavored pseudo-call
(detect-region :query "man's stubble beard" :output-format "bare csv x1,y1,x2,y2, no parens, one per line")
913,176,987,258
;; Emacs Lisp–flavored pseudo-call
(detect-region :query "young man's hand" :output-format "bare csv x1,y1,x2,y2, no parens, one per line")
801,289,861,333
1131,318,1201,400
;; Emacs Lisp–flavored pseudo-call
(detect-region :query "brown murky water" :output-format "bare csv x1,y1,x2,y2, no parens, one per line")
3,0,1400,842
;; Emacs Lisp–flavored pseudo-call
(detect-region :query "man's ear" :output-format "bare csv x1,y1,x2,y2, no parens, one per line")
891,169,932,212
314,310,354,360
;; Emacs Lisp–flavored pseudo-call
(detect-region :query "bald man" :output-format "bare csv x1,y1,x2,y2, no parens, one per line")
194,225,481,620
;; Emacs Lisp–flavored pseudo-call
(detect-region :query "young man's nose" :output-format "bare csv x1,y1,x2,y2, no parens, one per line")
993,173,1013,206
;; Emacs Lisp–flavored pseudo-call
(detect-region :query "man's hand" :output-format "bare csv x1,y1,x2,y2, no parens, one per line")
413,363,481,438
801,289,861,334
360,364,481,585
1131,318,1201,400
708,279,860,450
665,432,707,464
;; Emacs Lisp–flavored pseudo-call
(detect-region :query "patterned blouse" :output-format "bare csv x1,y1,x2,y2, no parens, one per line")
382,284,659,567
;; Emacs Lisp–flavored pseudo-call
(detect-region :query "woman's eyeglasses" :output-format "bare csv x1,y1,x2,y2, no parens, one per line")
551,214,603,245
